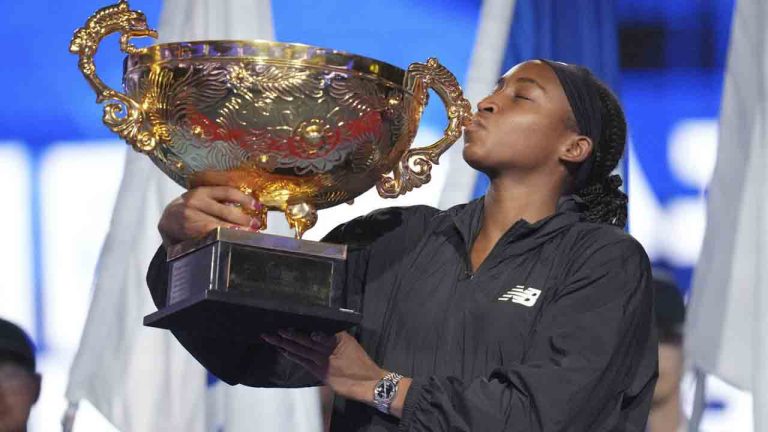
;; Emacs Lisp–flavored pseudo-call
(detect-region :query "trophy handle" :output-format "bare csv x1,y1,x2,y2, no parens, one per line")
69,0,160,153
377,58,472,198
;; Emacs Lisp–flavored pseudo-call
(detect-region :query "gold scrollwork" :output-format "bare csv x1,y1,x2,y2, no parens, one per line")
69,0,160,152
377,58,473,198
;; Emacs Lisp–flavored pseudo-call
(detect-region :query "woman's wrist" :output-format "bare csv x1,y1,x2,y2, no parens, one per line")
349,378,381,404
387,377,412,419
352,372,412,419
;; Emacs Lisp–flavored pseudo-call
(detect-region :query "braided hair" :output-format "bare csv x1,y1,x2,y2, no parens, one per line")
540,60,628,228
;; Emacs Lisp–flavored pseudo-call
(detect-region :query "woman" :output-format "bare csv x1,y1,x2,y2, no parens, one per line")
149,60,657,431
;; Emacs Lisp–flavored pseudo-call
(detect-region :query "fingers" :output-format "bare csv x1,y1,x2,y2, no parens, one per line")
159,186,264,247
182,187,260,227
182,208,232,232
191,197,253,227
310,331,338,349
181,186,257,211
262,333,325,366
261,329,338,363
277,347,321,376
280,329,337,355
158,204,247,247
204,186,258,209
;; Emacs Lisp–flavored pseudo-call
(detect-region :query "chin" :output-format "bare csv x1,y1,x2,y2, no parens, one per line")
462,144,490,173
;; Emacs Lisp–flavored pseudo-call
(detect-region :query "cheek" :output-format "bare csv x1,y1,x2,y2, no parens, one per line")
1,385,36,411
0,393,34,429
462,111,566,171
491,117,560,163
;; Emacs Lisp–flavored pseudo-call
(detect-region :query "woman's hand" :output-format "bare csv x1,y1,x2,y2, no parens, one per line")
262,330,412,418
158,186,262,247
262,331,412,417
262,331,386,403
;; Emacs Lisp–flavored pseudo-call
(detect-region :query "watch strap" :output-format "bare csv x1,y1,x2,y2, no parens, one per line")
373,372,403,414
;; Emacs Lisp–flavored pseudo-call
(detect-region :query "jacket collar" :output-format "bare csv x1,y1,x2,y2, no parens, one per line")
447,195,584,257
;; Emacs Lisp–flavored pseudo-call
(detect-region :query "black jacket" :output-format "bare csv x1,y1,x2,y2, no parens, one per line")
147,197,657,431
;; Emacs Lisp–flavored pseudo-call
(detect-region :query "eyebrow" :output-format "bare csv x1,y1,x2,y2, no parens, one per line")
515,77,547,92
495,76,547,93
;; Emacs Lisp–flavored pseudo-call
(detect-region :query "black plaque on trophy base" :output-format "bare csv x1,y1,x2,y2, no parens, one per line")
143,227,361,342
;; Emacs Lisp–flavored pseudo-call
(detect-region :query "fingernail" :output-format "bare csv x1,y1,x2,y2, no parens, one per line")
250,218,261,230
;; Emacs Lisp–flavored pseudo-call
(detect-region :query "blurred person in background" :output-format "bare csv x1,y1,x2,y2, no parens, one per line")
0,318,40,432
647,274,686,432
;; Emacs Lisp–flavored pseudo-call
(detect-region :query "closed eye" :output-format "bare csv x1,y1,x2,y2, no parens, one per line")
514,95,532,101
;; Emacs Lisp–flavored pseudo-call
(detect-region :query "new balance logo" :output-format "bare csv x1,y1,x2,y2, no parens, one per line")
497,286,541,307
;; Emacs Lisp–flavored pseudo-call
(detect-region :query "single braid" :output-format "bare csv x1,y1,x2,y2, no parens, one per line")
575,83,628,228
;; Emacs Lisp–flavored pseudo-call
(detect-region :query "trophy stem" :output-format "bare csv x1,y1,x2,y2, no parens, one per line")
285,202,317,239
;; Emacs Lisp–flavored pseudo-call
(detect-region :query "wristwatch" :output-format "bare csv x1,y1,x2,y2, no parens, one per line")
373,372,403,414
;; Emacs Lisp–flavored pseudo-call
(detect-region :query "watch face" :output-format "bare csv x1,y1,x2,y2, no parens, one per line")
376,380,396,400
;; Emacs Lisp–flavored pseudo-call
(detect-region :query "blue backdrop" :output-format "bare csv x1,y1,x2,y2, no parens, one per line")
0,0,736,340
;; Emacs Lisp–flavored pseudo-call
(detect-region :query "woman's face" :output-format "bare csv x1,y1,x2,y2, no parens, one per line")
463,60,585,177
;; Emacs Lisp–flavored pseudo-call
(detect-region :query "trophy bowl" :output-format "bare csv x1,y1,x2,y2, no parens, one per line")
71,1,471,339
71,1,472,238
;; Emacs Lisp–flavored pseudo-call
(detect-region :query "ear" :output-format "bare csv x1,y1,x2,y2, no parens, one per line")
559,135,593,163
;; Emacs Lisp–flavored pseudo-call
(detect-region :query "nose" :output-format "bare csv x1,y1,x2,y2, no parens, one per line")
477,98,498,114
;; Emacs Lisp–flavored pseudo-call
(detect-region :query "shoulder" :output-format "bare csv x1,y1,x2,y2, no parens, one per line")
554,222,653,303
321,205,440,246
564,221,650,273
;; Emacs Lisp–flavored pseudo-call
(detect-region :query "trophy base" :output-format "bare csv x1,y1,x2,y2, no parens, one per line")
143,290,361,341
143,227,361,342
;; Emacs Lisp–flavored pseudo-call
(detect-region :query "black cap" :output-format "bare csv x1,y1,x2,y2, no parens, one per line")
0,318,36,372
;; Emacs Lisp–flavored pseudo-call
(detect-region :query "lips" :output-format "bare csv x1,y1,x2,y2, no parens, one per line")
465,116,486,132
464,121,482,146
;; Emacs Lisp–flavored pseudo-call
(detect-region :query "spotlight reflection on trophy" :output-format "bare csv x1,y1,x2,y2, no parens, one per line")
70,0,472,339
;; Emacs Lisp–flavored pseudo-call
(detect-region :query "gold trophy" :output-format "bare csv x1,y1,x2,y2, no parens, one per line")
71,1,471,338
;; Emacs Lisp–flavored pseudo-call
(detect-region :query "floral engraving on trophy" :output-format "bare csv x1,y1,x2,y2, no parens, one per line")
329,76,389,114
225,63,325,116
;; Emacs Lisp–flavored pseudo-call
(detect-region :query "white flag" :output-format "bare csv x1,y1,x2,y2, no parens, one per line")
66,1,324,431
685,0,768,429
64,150,202,431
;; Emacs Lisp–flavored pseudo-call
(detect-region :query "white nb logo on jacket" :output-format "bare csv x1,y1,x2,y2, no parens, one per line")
498,286,541,307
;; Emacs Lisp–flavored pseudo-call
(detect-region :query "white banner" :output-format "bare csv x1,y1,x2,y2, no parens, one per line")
685,0,768,429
